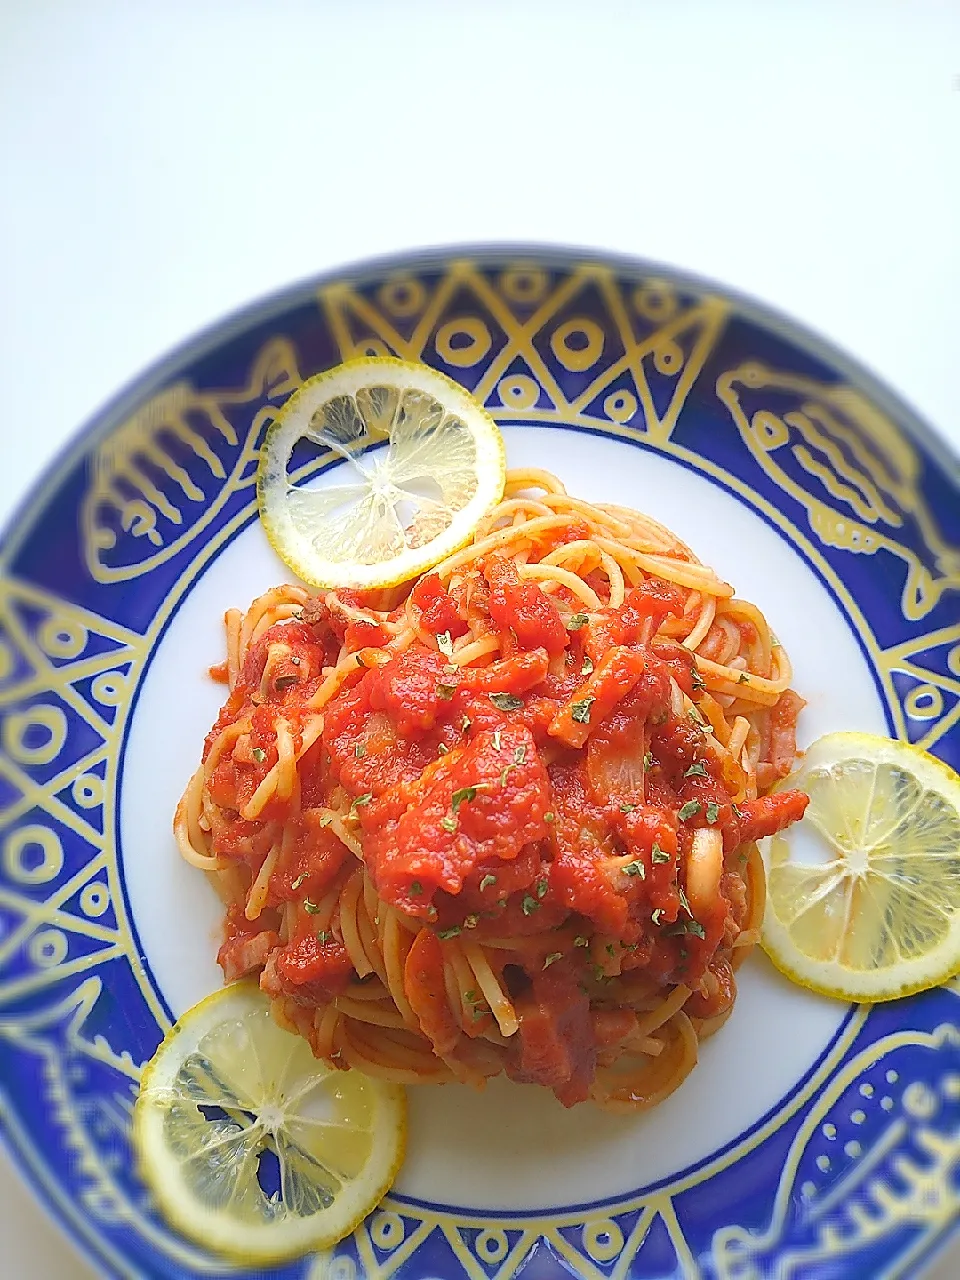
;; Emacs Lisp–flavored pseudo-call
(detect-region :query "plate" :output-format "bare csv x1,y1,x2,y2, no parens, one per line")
1,247,958,1280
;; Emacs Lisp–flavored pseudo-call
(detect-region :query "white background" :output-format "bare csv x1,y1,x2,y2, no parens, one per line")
0,1,958,1276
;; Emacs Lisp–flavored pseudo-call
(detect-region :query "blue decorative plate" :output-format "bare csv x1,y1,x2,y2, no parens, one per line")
1,247,958,1280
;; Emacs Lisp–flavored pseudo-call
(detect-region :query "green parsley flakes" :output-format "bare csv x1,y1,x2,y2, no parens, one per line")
303,898,321,915
441,815,458,833
571,697,595,724
688,706,712,732
623,859,645,879
651,844,670,864
451,786,478,813
706,801,720,824
437,631,454,657
409,881,424,896
566,613,589,630
351,792,372,811
581,655,594,675
521,895,540,916
251,747,266,763
437,926,461,940
684,762,707,778
666,919,706,940
479,874,497,891
489,692,523,711
542,952,563,969
436,682,457,699
678,800,702,821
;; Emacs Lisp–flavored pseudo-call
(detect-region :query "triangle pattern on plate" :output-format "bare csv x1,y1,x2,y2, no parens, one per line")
879,622,960,761
316,259,729,445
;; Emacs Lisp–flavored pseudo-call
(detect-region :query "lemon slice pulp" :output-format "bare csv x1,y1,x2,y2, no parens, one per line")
257,357,506,589
761,732,960,1002
133,982,406,1263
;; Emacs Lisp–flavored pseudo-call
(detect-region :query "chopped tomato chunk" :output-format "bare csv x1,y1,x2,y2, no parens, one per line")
412,573,468,638
485,554,568,655
361,722,551,916
548,646,646,748
262,932,355,1005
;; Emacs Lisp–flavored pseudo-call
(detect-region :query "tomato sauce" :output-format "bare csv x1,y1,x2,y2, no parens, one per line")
214,580,808,1035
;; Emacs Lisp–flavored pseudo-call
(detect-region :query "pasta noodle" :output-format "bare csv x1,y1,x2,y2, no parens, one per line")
175,471,808,1110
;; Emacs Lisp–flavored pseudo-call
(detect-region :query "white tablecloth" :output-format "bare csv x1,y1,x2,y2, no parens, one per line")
1,1,957,1276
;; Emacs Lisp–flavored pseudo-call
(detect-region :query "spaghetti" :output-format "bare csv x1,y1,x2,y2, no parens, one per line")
176,470,808,1110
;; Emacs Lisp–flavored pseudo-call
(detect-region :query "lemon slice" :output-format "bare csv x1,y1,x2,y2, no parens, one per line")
257,357,506,589
761,732,960,1002
133,982,406,1263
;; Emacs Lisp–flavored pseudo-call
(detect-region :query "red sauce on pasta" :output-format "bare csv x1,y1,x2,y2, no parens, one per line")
180,474,808,1110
